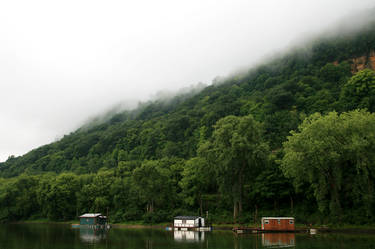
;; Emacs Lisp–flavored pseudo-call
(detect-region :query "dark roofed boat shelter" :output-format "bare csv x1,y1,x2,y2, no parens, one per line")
79,213,107,226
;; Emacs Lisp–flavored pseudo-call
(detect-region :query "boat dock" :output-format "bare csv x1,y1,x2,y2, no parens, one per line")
166,226,212,231
71,224,111,230
232,227,310,234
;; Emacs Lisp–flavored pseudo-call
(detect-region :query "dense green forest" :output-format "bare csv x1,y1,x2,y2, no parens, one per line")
1,13,375,225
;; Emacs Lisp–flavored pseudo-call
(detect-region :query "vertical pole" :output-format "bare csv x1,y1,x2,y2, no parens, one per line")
206,210,209,226
107,207,109,224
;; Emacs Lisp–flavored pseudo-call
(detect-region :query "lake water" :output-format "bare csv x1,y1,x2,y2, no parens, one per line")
1,224,375,249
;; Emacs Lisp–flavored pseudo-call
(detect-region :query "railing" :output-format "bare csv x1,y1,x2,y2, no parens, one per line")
174,223,195,227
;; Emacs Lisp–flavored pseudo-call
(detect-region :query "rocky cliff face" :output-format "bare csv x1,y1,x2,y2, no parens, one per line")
369,50,375,69
351,50,375,73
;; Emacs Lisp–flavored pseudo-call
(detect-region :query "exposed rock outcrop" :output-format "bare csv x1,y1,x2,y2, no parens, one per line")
369,50,375,70
351,50,375,73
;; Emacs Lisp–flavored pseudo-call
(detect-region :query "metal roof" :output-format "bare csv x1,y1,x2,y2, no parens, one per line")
261,217,294,220
174,216,201,220
79,213,102,218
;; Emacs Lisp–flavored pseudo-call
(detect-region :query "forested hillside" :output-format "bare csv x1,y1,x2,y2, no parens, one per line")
1,13,375,225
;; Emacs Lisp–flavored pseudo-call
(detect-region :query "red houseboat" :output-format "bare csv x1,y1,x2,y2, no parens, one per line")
261,217,295,231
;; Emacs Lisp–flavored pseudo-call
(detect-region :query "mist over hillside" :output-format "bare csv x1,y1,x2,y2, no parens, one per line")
2,1,375,162
70,7,375,134
1,7,375,174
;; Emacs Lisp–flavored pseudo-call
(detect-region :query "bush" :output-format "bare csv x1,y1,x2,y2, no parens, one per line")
142,210,168,224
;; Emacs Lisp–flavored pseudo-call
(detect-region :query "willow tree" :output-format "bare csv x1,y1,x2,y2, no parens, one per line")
281,110,375,220
199,114,268,222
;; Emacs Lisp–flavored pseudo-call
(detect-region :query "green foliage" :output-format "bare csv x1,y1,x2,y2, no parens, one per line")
199,115,269,221
281,110,375,220
179,157,215,216
340,69,375,111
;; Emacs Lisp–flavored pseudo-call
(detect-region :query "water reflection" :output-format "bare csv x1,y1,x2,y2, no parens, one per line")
261,233,295,248
174,230,205,242
79,227,107,243
5,224,375,249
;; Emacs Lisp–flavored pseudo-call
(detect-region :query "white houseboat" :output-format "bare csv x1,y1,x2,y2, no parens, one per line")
168,216,211,231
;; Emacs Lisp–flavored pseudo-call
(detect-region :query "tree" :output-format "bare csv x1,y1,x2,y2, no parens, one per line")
340,69,375,111
281,110,375,220
76,170,115,215
42,173,79,220
251,157,294,219
132,160,170,214
179,157,214,216
199,115,269,222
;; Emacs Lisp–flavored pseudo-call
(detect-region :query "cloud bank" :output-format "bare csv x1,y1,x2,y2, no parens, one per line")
0,0,374,162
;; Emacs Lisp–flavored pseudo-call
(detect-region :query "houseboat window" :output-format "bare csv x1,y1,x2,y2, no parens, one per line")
182,220,186,224
277,219,280,224
289,220,294,224
264,220,269,224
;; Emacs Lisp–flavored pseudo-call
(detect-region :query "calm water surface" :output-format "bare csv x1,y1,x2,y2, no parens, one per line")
0,224,375,249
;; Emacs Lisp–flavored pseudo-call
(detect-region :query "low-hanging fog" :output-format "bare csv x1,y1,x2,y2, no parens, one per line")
0,0,374,162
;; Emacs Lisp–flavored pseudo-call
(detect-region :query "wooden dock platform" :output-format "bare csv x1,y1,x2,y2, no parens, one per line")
232,227,309,234
71,224,111,230
166,226,212,231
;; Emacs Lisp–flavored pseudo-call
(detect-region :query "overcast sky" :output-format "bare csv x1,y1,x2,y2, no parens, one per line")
0,0,374,162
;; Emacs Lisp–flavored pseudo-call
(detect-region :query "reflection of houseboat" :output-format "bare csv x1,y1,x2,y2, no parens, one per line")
79,227,106,243
174,231,205,242
262,233,295,248
166,216,212,231
261,217,295,231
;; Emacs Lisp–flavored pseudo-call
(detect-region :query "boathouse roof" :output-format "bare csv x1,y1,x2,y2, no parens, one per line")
79,213,103,218
261,217,294,220
174,216,201,220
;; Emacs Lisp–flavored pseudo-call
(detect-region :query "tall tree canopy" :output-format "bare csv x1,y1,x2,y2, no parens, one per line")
199,114,269,221
281,110,375,221
340,69,375,111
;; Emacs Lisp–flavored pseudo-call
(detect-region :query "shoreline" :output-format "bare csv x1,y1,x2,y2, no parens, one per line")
6,220,375,234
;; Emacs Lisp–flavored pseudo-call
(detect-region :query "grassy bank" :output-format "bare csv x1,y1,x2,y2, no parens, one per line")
12,219,79,225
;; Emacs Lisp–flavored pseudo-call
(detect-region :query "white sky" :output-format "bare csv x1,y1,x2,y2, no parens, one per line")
0,0,374,162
